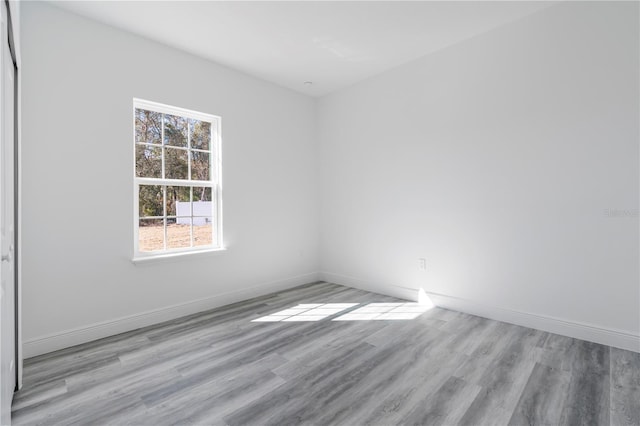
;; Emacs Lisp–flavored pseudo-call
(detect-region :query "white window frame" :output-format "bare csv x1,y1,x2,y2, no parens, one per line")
132,98,223,261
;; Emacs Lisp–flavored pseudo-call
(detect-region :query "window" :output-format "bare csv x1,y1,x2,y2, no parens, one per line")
133,99,222,258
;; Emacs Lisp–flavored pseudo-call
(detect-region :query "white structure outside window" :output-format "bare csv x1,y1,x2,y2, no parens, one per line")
133,99,222,259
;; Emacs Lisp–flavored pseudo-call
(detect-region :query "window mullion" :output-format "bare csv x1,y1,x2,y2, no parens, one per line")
190,186,194,247
134,182,139,255
213,120,220,246
215,120,220,186
214,120,219,184
213,185,218,247
163,185,167,251
187,119,192,182
161,114,165,180
137,177,212,187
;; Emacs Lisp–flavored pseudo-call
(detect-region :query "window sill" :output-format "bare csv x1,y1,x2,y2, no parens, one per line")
132,247,227,265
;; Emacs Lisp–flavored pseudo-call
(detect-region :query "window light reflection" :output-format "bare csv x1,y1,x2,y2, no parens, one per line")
332,303,432,321
252,303,358,322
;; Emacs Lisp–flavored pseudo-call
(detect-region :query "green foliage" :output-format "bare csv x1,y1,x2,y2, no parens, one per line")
135,108,213,219
166,186,190,216
139,185,163,217
135,145,161,178
193,187,211,202
135,109,161,144
191,150,209,181
191,120,211,150
165,147,188,179
163,114,187,147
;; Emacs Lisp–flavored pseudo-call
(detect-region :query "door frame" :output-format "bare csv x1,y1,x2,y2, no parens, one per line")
4,0,19,391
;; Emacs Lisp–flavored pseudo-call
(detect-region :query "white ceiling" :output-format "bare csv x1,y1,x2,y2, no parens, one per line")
50,1,554,97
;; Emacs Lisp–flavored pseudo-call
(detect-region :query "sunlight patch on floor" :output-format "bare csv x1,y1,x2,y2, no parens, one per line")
332,302,432,321
252,303,359,322
252,298,434,322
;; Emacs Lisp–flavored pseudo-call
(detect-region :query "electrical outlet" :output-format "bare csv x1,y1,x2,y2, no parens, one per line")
418,258,427,270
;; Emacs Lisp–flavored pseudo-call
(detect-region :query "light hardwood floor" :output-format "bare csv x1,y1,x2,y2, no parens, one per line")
12,282,640,425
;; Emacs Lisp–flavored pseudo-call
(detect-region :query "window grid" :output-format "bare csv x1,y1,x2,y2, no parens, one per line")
134,99,221,257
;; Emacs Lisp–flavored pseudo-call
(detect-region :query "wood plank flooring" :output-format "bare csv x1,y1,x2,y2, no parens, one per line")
11,282,640,425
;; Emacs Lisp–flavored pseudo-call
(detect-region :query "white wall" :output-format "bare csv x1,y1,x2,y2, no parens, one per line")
21,1,640,356
21,2,319,355
318,2,639,346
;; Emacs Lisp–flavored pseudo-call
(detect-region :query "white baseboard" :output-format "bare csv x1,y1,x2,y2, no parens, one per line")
23,272,322,358
320,272,420,302
426,291,640,353
25,271,640,357
321,271,640,353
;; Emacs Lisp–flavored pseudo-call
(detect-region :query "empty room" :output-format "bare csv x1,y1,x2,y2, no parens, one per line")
0,0,638,425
